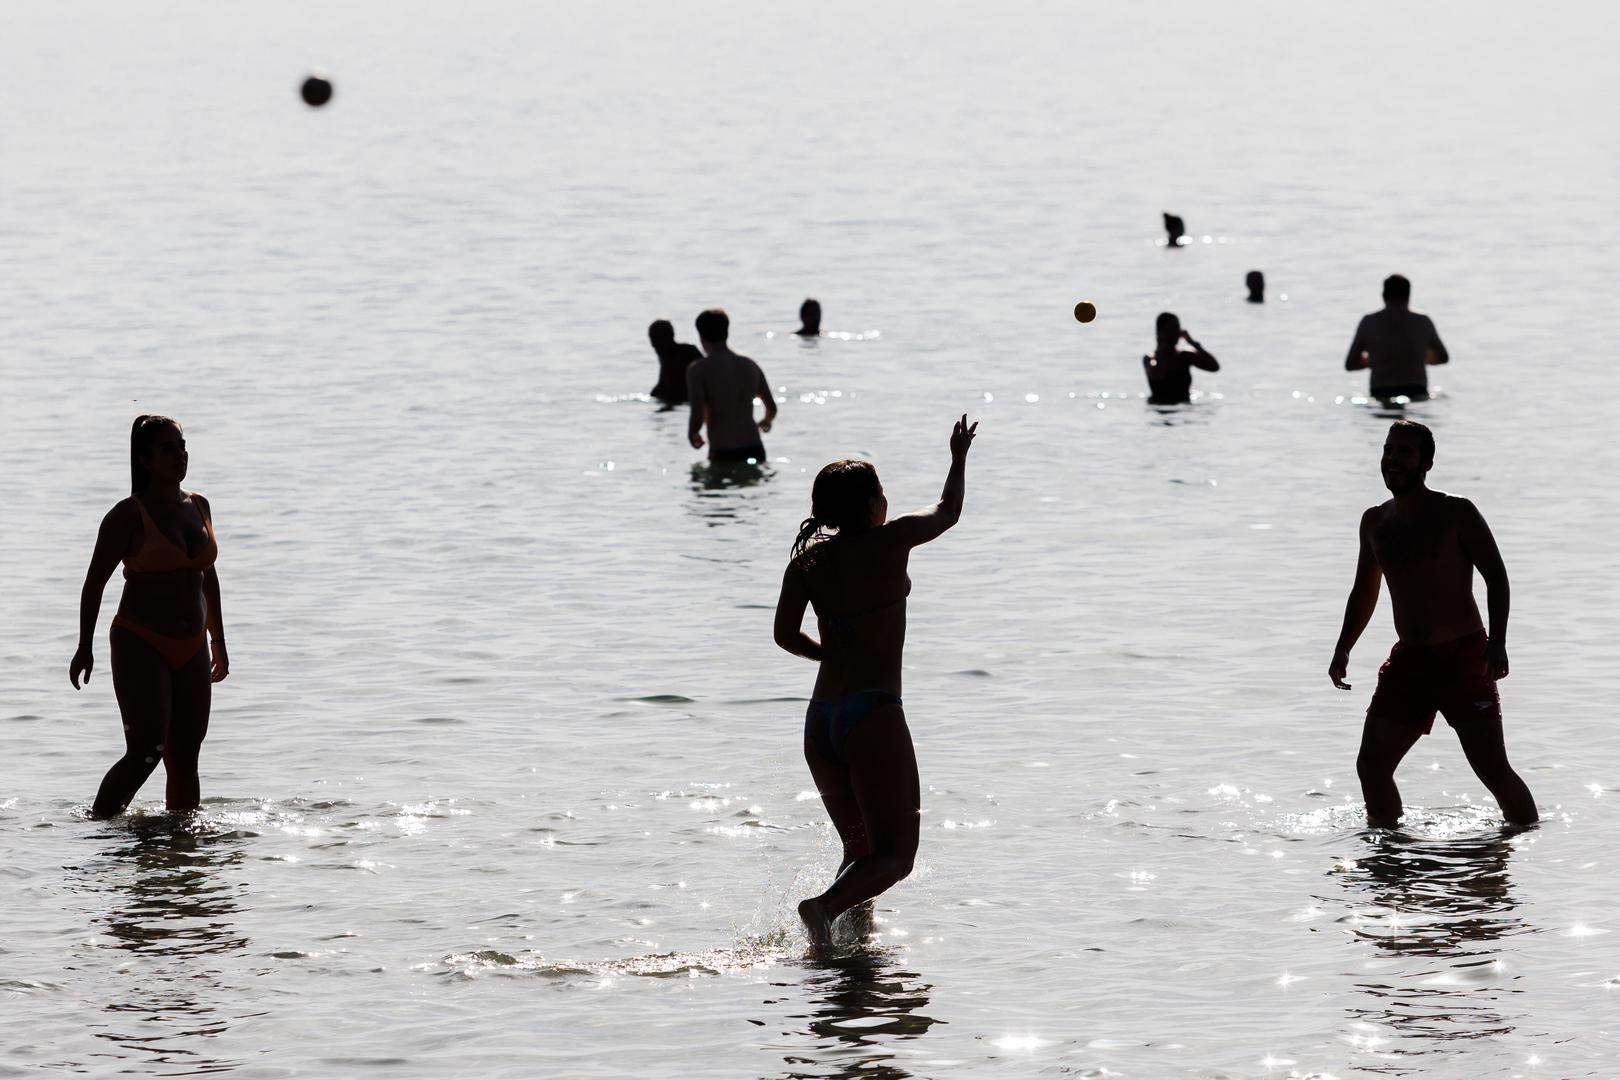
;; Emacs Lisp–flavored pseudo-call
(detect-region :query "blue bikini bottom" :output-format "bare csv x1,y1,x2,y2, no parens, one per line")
804,691,903,766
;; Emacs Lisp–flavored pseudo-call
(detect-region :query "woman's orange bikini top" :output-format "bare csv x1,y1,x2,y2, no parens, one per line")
124,494,217,577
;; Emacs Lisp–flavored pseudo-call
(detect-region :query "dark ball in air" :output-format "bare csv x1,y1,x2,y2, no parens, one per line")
300,76,334,108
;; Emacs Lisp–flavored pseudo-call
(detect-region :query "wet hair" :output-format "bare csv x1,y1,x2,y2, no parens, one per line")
1388,419,1434,464
695,308,729,344
791,459,882,561
129,414,180,494
1155,311,1180,338
648,319,674,345
1383,274,1411,305
799,298,820,321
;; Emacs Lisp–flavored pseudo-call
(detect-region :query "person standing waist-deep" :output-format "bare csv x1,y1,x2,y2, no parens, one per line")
687,308,777,463
1345,274,1449,401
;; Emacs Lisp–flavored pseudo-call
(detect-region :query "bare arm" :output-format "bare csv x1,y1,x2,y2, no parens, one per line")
1425,318,1449,366
1457,497,1509,678
71,502,133,687
773,563,821,661
686,364,706,449
196,496,230,682
756,364,777,432
1184,335,1219,372
1345,319,1369,371
1329,509,1383,689
887,415,977,548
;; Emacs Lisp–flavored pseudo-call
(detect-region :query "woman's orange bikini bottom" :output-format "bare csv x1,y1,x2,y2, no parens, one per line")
111,615,207,672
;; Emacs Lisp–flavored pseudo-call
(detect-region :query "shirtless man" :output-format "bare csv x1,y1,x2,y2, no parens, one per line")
1329,420,1536,828
1345,275,1449,402
687,308,778,463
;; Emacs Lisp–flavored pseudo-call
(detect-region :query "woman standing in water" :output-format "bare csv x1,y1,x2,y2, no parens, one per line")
70,416,229,817
774,415,977,949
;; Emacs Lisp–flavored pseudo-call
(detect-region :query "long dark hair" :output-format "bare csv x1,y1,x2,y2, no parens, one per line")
129,414,179,494
792,459,882,561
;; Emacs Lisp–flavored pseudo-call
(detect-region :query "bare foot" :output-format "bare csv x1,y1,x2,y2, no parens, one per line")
798,897,833,953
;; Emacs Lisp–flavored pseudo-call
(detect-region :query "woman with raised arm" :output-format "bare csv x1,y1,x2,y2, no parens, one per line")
774,414,977,950
70,416,229,817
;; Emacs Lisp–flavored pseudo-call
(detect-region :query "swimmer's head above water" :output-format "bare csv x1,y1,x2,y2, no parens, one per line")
797,298,821,336
792,459,886,559
1383,274,1412,309
1155,311,1181,347
130,414,184,494
647,319,676,350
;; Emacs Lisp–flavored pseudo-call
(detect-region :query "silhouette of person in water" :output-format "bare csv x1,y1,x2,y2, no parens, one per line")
1246,270,1265,303
1163,213,1185,247
647,319,701,404
796,298,822,337
70,416,230,817
1346,274,1448,402
1143,312,1219,404
687,308,777,463
775,415,977,952
1329,420,1537,828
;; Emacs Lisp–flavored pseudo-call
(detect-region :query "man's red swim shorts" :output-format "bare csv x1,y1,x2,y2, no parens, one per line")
1367,629,1501,735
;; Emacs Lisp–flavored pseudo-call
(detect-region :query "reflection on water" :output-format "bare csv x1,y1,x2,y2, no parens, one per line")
689,460,774,527
1331,830,1532,1059
66,813,253,1075
768,949,942,1080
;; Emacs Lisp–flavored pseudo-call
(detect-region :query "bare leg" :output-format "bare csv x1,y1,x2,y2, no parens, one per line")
93,629,171,818
800,730,870,951
164,646,212,813
1451,713,1538,825
800,705,920,945
1356,713,1425,828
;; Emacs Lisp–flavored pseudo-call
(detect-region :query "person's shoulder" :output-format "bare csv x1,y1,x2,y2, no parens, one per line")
104,496,140,530
1436,490,1478,516
1361,501,1390,525
190,491,213,516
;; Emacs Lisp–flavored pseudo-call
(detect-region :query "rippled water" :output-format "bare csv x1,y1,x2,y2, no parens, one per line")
5,1,1619,1076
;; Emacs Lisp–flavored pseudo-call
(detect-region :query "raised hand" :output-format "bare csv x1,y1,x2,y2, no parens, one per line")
950,414,978,459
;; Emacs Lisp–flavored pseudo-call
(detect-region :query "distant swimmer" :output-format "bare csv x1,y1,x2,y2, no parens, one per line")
688,308,778,463
775,415,978,951
70,416,230,818
1345,274,1448,402
1246,270,1265,303
796,299,822,337
1143,312,1219,404
1329,420,1537,828
648,319,701,404
1163,213,1186,247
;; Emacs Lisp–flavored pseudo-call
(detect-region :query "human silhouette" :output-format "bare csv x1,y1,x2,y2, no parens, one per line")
1329,420,1537,828
1246,270,1265,303
70,416,230,817
1142,312,1219,404
1163,212,1186,247
775,416,977,952
1345,274,1448,402
796,298,822,337
687,308,777,463
647,319,701,404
